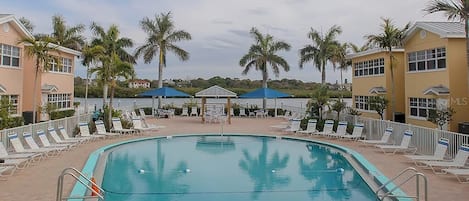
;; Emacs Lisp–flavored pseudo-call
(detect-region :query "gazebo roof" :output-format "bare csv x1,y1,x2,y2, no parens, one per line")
195,85,237,97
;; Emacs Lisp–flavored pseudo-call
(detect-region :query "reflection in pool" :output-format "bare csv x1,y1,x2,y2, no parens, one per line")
101,135,377,201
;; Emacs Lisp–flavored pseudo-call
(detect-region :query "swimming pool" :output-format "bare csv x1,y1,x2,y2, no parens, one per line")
90,135,383,201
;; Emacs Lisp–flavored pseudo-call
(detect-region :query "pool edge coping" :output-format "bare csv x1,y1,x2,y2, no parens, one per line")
68,133,410,201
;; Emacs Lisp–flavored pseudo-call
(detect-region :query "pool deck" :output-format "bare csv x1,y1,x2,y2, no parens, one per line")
0,116,467,200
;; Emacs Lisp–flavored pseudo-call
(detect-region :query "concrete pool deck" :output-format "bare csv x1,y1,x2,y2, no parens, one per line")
0,116,467,200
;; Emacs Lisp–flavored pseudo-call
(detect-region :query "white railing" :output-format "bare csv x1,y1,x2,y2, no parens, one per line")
0,114,91,150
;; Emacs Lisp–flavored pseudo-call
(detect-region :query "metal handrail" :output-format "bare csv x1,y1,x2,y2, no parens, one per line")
56,167,104,201
376,167,428,201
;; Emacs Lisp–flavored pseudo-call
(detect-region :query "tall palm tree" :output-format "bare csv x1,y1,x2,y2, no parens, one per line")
299,25,342,85
134,12,192,108
365,18,409,121
330,42,350,101
107,54,135,119
81,43,106,113
18,17,34,33
89,23,134,125
424,0,469,91
239,27,291,110
48,15,85,50
348,43,370,53
19,36,58,123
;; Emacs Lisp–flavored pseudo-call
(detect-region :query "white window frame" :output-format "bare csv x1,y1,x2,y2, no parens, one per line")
47,93,72,109
0,94,19,115
409,97,436,119
0,44,21,68
354,58,385,77
48,57,73,73
354,95,372,111
408,47,446,72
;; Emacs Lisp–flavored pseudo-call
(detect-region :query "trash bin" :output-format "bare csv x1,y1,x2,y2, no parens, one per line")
458,122,469,134
394,112,405,123
22,111,36,124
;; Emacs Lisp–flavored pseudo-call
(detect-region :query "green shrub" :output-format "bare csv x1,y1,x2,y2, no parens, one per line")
50,109,75,120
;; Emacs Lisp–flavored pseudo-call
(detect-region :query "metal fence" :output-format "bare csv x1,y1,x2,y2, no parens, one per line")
0,113,91,150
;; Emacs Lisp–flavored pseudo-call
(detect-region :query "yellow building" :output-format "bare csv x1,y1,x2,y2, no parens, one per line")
349,21,469,132
403,22,468,131
347,49,406,121
0,14,81,123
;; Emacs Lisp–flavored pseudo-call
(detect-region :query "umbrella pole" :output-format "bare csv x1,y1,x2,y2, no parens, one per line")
152,96,155,116
274,99,277,117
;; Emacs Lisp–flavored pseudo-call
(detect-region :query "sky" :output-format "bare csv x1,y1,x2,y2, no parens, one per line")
2,0,449,83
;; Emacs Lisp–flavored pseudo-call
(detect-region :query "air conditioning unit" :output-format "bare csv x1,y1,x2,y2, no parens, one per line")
458,122,469,134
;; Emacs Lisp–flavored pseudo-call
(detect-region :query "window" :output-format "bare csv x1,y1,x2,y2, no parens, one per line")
47,93,72,109
408,47,446,72
0,95,19,115
409,97,436,118
354,95,372,111
354,58,385,77
48,57,73,73
0,44,21,68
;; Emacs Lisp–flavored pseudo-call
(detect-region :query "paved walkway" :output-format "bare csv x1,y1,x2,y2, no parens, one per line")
0,116,467,200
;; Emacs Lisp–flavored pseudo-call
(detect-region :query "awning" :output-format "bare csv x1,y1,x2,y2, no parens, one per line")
368,87,387,95
195,85,237,98
423,85,450,96
41,84,58,93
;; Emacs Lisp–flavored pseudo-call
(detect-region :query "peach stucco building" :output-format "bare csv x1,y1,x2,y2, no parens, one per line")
0,14,80,123
348,21,469,132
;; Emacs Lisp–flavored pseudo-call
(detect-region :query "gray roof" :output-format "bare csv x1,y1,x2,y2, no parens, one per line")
423,85,450,96
405,22,465,41
0,14,12,18
0,84,6,93
369,87,387,95
41,84,59,93
195,85,237,97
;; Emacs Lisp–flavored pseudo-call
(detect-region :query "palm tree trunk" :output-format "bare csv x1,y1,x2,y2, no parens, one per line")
321,61,326,85
158,51,164,109
85,66,89,113
389,50,396,121
32,62,40,124
339,68,343,102
103,84,108,109
262,70,268,111
109,84,115,129
465,18,469,94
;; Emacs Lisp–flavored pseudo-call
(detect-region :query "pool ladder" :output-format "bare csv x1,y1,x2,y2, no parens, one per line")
56,167,104,201
376,167,427,201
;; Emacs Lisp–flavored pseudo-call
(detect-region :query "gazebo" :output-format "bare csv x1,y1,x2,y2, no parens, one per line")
195,85,237,124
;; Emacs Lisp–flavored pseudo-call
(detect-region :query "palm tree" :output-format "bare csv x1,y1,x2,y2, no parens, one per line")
365,18,409,121
134,12,192,108
81,43,106,113
300,25,342,85
19,36,58,123
348,43,370,53
330,42,350,101
239,27,291,110
89,23,134,125
48,15,85,51
107,54,135,119
424,0,469,92
18,17,34,33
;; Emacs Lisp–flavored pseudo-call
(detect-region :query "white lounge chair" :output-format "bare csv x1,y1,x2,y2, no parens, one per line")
341,123,365,141
442,168,469,183
320,120,335,136
0,143,33,169
22,132,63,156
139,108,150,119
420,144,469,174
58,126,89,144
36,130,71,151
111,118,136,135
326,121,348,138
239,108,247,117
190,107,198,116
95,120,120,138
359,127,393,146
47,127,81,146
404,137,449,166
79,123,105,140
375,130,417,154
0,142,41,163
0,165,16,179
283,119,301,133
181,107,189,116
8,133,47,159
297,119,318,135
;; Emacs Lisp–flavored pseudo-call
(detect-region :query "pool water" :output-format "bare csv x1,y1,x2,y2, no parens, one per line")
101,136,377,201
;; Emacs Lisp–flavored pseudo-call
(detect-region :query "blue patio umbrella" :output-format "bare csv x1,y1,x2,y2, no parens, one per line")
239,88,290,99
139,87,190,115
239,88,291,117
139,86,190,97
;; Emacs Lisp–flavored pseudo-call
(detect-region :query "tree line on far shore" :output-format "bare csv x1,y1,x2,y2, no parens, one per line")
74,76,352,98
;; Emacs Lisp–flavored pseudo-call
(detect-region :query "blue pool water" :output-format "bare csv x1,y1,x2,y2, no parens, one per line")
100,135,378,201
